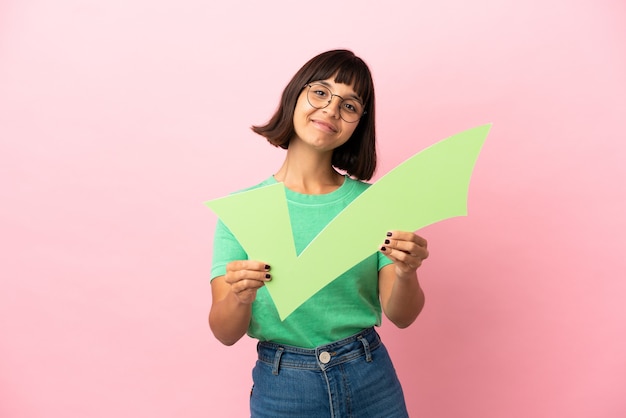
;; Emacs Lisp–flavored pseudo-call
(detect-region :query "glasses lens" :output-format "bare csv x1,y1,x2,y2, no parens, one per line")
307,84,331,109
306,84,364,123
339,99,363,123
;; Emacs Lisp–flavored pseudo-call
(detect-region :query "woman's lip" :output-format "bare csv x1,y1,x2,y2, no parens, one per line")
311,119,337,133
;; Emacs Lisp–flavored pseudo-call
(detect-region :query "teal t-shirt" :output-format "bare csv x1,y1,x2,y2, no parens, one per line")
210,175,393,348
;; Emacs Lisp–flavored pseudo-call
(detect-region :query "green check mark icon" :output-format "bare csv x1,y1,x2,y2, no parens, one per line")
206,124,490,320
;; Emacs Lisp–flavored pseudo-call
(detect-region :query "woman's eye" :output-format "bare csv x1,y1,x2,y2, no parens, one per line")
343,102,357,113
314,90,327,97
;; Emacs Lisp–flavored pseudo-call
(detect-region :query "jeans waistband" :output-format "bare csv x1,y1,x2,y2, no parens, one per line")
257,327,380,374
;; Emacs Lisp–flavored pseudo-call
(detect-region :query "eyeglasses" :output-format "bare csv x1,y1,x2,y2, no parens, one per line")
305,83,366,123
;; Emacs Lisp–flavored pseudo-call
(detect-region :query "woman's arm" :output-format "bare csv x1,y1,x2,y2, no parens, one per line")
378,231,429,328
209,261,271,346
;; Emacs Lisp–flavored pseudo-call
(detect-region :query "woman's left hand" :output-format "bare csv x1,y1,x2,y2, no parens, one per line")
380,231,429,277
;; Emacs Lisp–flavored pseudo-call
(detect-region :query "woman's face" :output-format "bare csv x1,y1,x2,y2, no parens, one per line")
291,77,363,153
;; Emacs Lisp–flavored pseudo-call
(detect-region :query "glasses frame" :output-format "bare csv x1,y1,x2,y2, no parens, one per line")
304,83,367,123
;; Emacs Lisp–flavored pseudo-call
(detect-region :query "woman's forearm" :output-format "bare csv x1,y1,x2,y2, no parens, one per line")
380,269,425,328
209,281,253,346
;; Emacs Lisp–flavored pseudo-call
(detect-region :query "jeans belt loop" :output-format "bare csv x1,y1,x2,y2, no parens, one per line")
358,335,372,363
272,347,284,375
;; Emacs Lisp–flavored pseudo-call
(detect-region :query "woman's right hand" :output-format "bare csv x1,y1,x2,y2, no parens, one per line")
224,261,272,305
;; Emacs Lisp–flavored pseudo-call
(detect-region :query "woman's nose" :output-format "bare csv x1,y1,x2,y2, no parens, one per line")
324,95,342,118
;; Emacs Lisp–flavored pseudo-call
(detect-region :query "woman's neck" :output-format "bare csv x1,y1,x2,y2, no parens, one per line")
274,144,344,195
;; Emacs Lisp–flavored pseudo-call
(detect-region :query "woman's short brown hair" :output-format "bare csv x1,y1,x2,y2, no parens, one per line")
251,49,377,181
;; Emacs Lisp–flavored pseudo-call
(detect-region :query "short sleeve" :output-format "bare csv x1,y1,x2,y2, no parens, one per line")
377,251,393,270
210,218,248,280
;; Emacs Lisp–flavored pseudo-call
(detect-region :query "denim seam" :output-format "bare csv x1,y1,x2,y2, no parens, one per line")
358,335,372,362
321,368,335,418
272,347,284,375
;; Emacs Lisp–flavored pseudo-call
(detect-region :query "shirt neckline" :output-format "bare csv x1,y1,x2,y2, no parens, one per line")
267,174,355,204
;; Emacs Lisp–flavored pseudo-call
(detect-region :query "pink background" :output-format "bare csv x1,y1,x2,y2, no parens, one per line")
1,1,625,417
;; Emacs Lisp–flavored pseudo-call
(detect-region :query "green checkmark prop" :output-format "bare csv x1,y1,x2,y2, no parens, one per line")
206,124,490,320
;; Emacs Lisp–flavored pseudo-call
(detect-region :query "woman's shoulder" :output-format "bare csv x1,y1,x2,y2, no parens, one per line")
344,176,372,193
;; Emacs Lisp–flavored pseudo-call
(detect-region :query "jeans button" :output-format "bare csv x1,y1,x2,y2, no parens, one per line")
319,351,331,364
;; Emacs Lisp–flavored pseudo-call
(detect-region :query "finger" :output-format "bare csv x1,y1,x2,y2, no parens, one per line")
227,260,271,272
382,237,417,255
382,238,428,261
386,231,428,248
230,278,267,294
225,269,272,285
225,261,272,285
380,245,415,265
380,245,427,271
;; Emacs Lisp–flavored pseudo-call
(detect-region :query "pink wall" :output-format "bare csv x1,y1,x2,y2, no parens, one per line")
1,1,624,417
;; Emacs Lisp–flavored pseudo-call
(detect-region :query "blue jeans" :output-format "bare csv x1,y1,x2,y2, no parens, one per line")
250,327,409,418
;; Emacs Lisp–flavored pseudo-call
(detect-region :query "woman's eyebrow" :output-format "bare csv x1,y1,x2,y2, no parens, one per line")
315,80,363,103
315,80,333,88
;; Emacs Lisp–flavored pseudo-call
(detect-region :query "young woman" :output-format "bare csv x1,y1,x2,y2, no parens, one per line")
209,49,429,417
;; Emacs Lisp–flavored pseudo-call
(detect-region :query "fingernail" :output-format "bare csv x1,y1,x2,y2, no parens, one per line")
265,273,271,279
384,239,390,244
386,232,392,237
380,246,387,251
265,265,271,270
